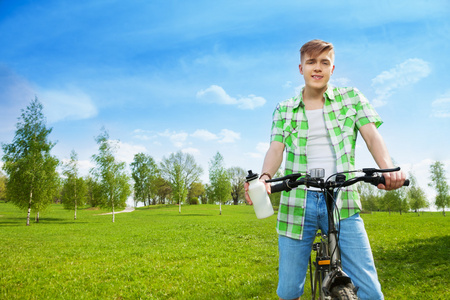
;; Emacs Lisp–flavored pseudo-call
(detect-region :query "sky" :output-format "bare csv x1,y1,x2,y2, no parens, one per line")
1,0,450,208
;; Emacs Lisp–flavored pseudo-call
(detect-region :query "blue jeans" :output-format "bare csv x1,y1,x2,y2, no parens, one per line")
277,191,383,300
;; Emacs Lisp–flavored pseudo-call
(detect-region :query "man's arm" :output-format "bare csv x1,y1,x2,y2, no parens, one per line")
245,141,285,204
359,122,406,190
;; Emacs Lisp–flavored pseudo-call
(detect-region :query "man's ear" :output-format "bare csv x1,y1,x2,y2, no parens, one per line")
299,64,303,75
331,65,335,75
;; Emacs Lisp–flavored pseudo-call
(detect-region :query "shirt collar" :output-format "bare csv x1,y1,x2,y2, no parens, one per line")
294,84,335,108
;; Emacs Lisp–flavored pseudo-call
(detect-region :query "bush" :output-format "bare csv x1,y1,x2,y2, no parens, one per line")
190,197,199,205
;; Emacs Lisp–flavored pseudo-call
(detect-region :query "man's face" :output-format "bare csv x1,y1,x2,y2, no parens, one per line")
299,50,335,91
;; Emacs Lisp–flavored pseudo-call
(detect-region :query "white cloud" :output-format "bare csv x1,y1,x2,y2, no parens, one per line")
112,140,147,164
196,85,266,110
39,88,98,123
159,130,189,148
78,160,95,175
330,77,351,87
246,142,269,158
256,142,270,153
157,128,241,148
237,94,266,110
132,129,159,141
218,129,241,143
371,58,431,107
0,66,36,133
182,147,200,154
431,91,450,118
283,81,292,88
191,129,218,141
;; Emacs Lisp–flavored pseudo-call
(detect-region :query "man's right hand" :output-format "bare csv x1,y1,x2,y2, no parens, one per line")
244,178,272,205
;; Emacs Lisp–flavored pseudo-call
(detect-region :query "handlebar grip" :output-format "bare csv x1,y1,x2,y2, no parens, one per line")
373,176,410,186
270,181,291,193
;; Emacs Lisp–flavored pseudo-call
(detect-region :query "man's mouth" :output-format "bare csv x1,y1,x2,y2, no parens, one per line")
312,75,323,80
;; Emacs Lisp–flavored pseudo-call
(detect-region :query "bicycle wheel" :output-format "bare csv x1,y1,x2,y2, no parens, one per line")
330,284,358,300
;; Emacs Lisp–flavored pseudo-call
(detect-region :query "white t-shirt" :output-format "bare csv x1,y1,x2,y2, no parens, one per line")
305,109,337,189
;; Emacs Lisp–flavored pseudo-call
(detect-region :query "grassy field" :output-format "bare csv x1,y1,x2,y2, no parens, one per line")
0,203,448,299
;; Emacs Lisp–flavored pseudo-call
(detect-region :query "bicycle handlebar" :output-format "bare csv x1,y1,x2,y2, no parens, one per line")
267,167,410,194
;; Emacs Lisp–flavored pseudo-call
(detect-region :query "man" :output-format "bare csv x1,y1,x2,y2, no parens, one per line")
245,39,405,300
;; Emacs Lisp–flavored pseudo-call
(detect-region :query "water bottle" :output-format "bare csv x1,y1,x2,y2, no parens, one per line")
246,170,274,219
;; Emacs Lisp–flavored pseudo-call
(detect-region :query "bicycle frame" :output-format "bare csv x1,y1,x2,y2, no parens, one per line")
310,186,356,299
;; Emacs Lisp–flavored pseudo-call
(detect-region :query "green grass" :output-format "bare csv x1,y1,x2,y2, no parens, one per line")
0,203,448,299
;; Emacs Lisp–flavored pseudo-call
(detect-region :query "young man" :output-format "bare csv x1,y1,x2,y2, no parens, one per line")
245,39,405,300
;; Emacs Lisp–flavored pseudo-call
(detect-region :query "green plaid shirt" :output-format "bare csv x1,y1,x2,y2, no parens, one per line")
271,85,382,240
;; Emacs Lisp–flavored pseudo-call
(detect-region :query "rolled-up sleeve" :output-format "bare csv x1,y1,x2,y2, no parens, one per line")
270,104,285,144
354,88,383,129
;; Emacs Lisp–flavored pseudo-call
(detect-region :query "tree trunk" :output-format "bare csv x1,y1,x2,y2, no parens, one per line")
179,201,181,213
219,202,222,215
74,183,77,220
35,212,39,223
112,201,115,223
26,190,32,226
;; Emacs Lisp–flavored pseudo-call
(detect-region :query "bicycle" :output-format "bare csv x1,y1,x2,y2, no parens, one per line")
265,167,409,300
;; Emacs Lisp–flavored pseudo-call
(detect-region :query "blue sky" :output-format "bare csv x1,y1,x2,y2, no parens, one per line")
1,0,450,207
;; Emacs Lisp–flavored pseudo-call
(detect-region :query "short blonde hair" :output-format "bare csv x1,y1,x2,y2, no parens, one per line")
300,39,334,63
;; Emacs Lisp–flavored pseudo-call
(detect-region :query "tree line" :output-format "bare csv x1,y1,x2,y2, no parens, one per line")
358,161,450,216
0,98,246,225
1,98,449,225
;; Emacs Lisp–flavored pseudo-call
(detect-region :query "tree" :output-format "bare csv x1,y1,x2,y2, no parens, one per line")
204,183,214,204
358,181,382,212
1,97,59,226
381,187,409,215
130,153,159,206
0,170,6,201
160,151,203,213
85,175,103,207
228,167,245,205
209,152,232,215
268,169,284,207
154,176,172,204
188,181,205,204
407,173,429,216
61,150,87,219
429,161,450,216
91,129,131,222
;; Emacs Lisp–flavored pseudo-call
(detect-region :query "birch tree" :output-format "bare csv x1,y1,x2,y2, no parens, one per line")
91,130,131,222
1,97,59,225
429,161,450,216
407,172,428,216
61,150,87,219
209,152,231,215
